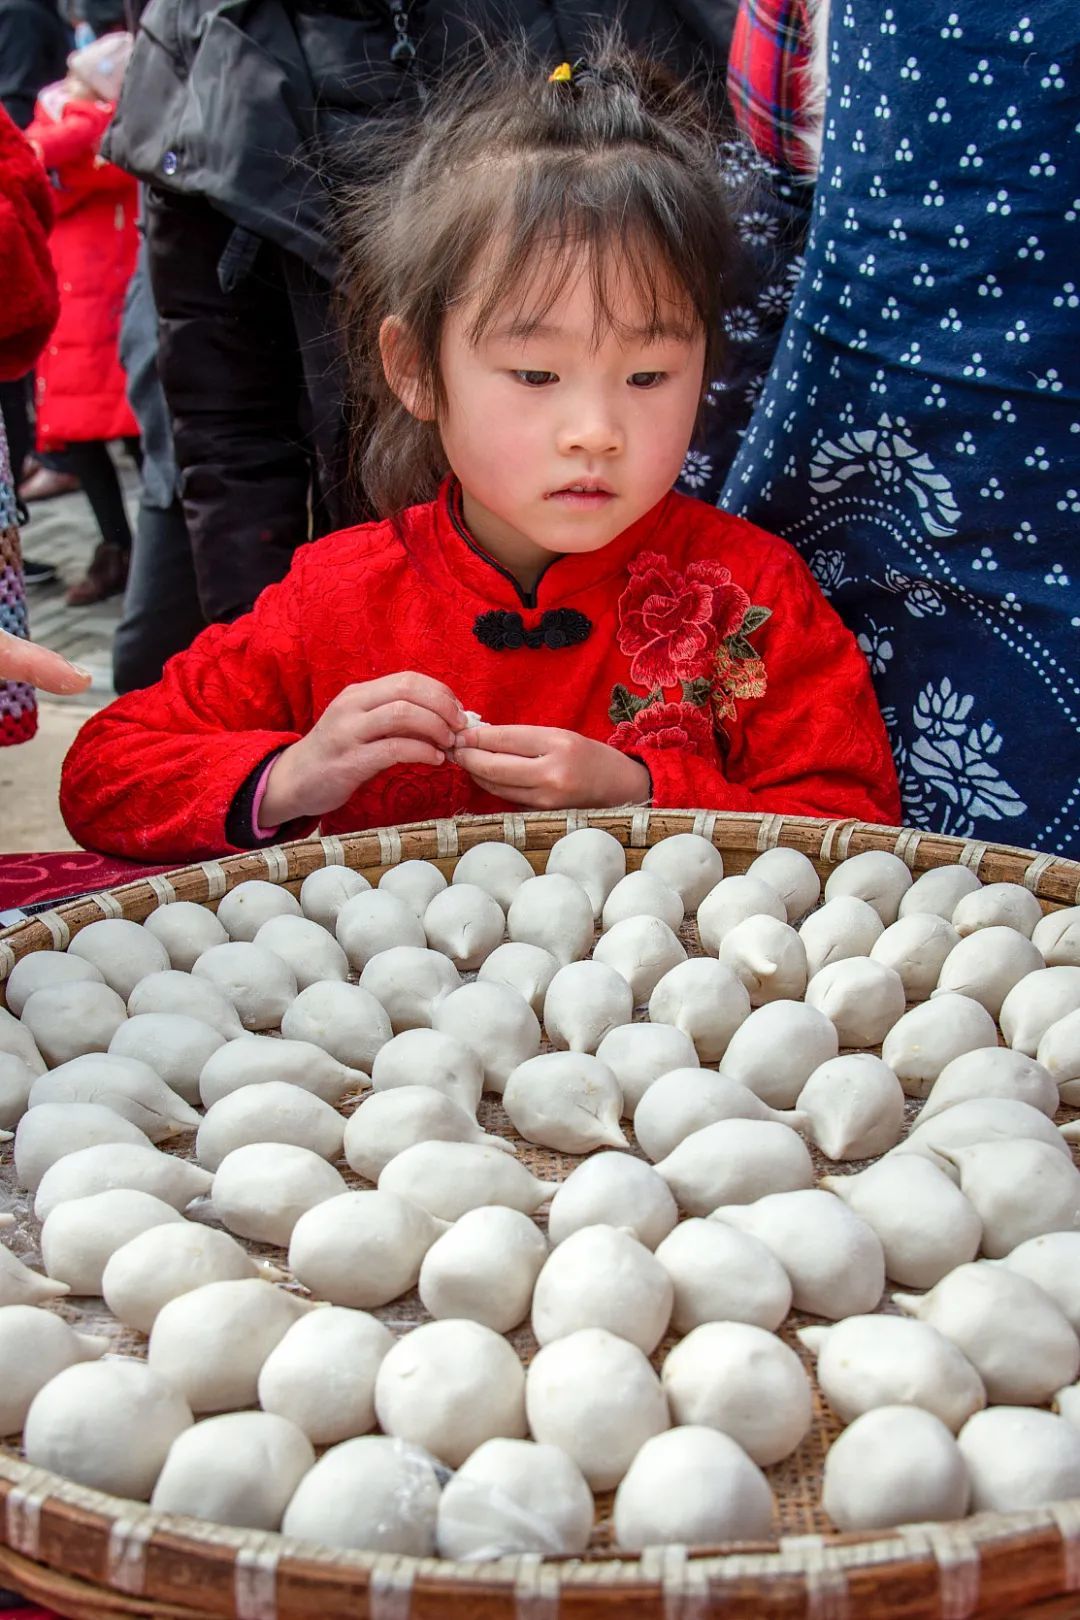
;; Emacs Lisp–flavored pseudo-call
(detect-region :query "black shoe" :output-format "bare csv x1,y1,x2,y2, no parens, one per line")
21,557,59,586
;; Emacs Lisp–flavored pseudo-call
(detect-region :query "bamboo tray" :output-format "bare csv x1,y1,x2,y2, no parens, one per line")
2,808,1080,1620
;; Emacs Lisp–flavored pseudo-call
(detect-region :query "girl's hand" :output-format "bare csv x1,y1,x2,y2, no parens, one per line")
261,673,466,825
0,629,92,694
451,725,650,810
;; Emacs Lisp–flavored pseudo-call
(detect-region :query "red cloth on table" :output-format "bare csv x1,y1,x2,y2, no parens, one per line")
726,0,814,173
0,851,172,913
60,482,901,865
0,106,59,382
22,90,138,450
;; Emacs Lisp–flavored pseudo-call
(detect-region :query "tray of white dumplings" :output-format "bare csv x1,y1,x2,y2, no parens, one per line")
1,808,1080,1620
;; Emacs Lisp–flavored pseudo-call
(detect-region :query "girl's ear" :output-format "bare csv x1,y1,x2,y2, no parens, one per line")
379,316,435,421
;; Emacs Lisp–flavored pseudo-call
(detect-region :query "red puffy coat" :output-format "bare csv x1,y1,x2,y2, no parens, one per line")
0,106,58,382
23,90,138,449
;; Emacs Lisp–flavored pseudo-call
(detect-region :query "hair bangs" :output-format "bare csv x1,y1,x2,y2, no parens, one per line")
460,163,710,358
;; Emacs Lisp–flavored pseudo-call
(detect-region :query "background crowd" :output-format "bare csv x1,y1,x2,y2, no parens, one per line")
1,0,1078,855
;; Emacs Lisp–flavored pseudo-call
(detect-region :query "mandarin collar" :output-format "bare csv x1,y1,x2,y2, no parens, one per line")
404,478,675,612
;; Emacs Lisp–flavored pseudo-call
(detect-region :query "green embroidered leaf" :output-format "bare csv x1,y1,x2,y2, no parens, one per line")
680,677,713,707
739,604,773,637
608,683,641,725
609,684,664,725
726,635,758,662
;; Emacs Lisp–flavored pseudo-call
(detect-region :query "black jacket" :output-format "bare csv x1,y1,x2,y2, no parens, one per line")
0,0,70,127
104,0,737,279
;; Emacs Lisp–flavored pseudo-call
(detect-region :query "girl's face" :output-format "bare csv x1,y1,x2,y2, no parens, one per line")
424,248,705,585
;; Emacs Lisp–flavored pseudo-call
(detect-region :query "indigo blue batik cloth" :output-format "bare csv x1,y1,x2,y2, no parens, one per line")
676,142,814,503
719,0,1080,855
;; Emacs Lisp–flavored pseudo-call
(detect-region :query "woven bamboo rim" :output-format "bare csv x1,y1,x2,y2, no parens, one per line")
2,809,1080,1620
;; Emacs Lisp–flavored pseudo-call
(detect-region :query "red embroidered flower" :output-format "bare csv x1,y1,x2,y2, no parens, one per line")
716,647,768,701
609,700,714,755
617,551,751,689
712,685,737,724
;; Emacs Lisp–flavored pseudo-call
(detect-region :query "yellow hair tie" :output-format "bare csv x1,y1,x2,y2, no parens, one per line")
548,62,573,83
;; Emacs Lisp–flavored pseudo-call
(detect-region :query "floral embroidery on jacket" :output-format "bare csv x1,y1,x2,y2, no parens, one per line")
713,646,768,722
616,550,751,686
608,700,714,755
608,549,772,751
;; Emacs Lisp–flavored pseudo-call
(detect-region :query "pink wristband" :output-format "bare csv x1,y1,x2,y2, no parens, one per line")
251,757,281,839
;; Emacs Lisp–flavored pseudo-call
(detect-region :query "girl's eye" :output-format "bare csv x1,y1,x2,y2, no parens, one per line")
628,371,667,389
514,370,558,387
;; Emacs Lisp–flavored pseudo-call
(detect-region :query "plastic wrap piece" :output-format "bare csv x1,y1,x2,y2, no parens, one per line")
281,1436,450,1555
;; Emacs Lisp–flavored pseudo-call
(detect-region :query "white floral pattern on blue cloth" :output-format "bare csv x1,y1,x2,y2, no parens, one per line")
676,142,814,498
719,0,1080,854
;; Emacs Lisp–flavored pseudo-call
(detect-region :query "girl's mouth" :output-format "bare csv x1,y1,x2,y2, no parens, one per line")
546,482,616,507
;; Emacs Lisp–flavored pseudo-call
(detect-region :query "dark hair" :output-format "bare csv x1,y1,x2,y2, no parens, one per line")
338,30,746,518
77,0,127,32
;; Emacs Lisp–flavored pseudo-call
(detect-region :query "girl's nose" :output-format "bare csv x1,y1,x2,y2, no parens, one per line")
558,408,623,457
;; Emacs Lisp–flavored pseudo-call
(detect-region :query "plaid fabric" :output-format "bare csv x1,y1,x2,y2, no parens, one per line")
726,0,813,173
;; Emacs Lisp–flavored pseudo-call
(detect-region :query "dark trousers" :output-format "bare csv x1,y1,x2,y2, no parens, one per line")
111,227,208,691
146,189,353,625
0,376,31,483
113,496,207,693
54,437,141,555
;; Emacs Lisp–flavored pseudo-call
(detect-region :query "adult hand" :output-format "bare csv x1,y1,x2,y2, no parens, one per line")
261,672,466,825
0,628,91,694
451,724,650,810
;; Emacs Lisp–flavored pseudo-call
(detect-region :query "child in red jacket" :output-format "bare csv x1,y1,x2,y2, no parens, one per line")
61,36,900,863
24,31,140,607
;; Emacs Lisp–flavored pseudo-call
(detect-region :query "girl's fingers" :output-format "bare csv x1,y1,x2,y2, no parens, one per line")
353,700,458,750
357,672,466,732
361,737,447,775
451,746,546,789
452,725,551,756
0,630,92,694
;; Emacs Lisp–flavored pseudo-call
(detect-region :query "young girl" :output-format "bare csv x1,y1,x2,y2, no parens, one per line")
61,38,899,863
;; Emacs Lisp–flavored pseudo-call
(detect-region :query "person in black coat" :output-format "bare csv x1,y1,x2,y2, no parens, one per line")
0,0,69,129
102,0,739,631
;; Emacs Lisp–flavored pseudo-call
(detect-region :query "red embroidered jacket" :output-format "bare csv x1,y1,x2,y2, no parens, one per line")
61,484,901,862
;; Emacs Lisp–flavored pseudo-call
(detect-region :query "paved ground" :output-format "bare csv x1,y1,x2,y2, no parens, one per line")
5,460,137,853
